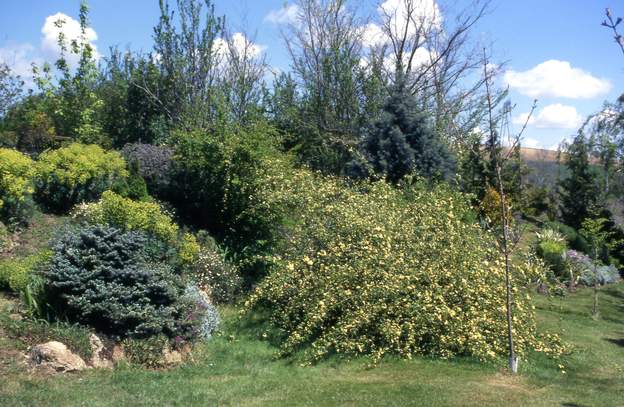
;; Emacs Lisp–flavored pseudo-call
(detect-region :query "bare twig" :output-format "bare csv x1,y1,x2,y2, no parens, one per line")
602,8,624,57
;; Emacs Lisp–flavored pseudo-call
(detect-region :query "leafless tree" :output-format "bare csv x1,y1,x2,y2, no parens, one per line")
284,0,365,137
221,29,267,124
375,0,497,149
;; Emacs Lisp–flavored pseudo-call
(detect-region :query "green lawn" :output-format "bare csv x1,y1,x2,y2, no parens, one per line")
0,284,623,407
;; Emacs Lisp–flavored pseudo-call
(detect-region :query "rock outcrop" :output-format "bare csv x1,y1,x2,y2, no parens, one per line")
29,341,87,373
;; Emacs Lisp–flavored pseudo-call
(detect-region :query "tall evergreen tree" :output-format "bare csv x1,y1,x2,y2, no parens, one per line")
460,136,488,199
351,82,455,183
560,133,599,228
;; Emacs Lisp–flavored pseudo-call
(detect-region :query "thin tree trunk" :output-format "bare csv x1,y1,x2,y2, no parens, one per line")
593,247,598,317
496,165,517,373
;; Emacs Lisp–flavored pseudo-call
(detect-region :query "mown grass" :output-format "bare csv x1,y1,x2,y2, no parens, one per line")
0,283,622,407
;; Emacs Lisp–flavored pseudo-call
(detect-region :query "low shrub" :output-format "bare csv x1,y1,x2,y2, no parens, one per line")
567,249,593,283
113,160,150,201
121,143,173,197
121,335,170,368
191,235,242,304
545,221,590,254
0,221,9,251
479,186,512,228
247,174,557,363
536,229,568,276
0,148,36,226
0,251,51,294
73,191,199,265
42,225,197,339
183,285,220,340
34,143,128,213
578,264,620,286
166,125,288,264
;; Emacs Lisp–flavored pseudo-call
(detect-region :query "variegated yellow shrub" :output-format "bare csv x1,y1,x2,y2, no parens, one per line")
74,191,199,264
0,148,36,226
247,171,565,363
34,143,128,212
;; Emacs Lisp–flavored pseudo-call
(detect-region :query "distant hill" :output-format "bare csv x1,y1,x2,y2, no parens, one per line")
507,147,566,187
517,147,561,162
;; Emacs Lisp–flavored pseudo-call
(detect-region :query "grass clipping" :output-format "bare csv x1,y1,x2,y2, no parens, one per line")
247,172,565,363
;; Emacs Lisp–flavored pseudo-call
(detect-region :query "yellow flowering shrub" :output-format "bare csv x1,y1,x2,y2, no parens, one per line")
0,148,36,226
34,143,128,212
247,171,563,363
74,191,199,264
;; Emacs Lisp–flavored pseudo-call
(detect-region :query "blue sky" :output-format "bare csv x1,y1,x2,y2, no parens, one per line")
1,0,622,150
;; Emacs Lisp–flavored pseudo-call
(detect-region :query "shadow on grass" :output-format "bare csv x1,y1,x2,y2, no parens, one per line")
604,337,624,347
602,287,624,301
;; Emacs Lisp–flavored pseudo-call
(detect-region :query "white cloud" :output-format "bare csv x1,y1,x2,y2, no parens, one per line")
362,0,441,48
514,103,584,130
264,4,299,25
512,112,535,126
0,11,100,88
522,137,541,148
41,12,100,65
0,42,41,82
361,23,386,48
214,33,265,60
504,60,611,99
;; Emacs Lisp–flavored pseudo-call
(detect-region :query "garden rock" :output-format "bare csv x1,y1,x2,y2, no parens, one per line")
30,341,88,373
89,334,113,369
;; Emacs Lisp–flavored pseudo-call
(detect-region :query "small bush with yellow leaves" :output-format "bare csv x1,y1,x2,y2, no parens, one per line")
73,190,199,265
247,171,563,363
34,143,128,213
0,148,36,226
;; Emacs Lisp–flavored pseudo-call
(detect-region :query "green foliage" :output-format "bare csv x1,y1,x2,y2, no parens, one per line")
545,221,591,254
34,143,128,213
560,133,599,228
0,148,36,227
247,173,555,362
536,229,568,276
479,186,512,228
459,138,488,200
113,159,149,201
0,62,24,118
120,143,173,197
74,190,199,265
191,234,242,304
121,334,170,368
0,95,57,153
350,83,455,182
0,251,51,295
43,225,197,339
524,185,558,220
153,0,225,129
0,314,93,361
98,50,165,148
0,221,8,251
166,125,289,263
33,2,108,146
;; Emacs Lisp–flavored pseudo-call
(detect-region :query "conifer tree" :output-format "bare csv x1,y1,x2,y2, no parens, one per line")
353,81,455,183
560,133,599,228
